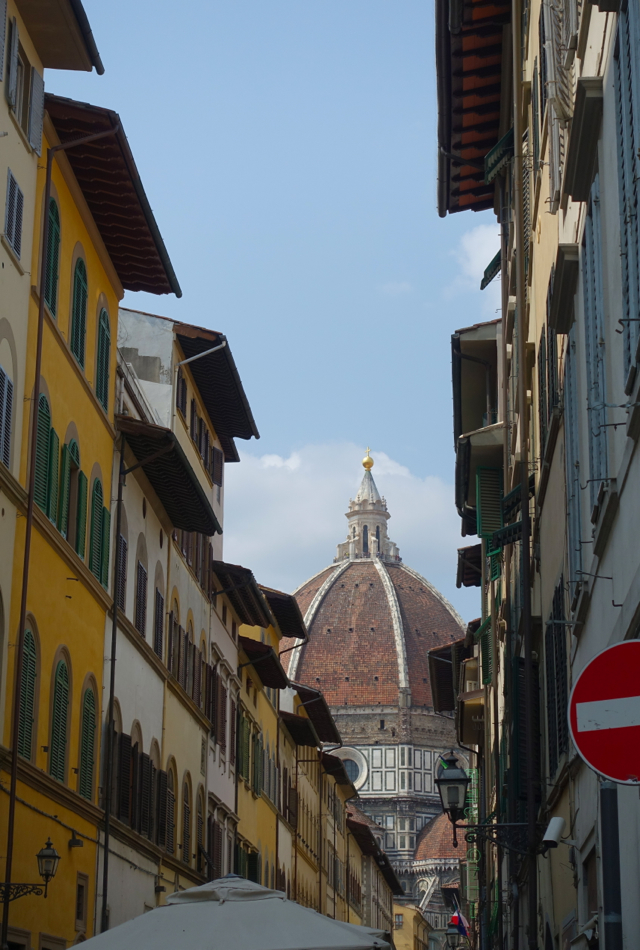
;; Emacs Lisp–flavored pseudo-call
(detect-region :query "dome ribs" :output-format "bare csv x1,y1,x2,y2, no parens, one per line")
294,562,399,707
386,565,465,707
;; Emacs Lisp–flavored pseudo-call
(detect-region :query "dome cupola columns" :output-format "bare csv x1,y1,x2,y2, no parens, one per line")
335,450,400,563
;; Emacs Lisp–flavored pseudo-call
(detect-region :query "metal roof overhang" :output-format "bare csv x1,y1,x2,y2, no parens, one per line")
436,0,510,216
175,324,259,463
239,636,289,689
279,711,319,747
457,544,482,587
44,95,181,297
16,0,103,73
292,683,342,744
259,586,307,639
211,561,273,628
116,415,220,535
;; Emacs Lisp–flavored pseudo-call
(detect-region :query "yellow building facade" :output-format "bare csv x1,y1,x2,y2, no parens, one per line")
0,94,178,946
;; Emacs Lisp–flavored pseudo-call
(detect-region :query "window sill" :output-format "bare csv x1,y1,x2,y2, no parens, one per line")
1,233,25,274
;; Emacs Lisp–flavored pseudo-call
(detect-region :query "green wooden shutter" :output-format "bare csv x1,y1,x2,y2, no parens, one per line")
476,468,503,538
58,443,71,538
88,479,103,578
34,394,50,512
47,428,59,523
96,309,111,411
100,506,111,588
475,616,493,685
44,199,60,316
50,660,69,781
75,470,88,558
79,689,96,800
17,629,37,760
70,259,88,367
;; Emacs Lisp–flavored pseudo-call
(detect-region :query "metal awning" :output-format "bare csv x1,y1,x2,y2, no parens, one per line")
259,587,307,639
292,683,342,744
239,636,288,689
175,324,259,462
279,711,319,747
457,544,482,588
484,127,514,183
116,416,220,535
45,96,180,296
211,561,273,628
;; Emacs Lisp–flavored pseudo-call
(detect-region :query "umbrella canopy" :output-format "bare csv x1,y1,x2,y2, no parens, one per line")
81,876,393,950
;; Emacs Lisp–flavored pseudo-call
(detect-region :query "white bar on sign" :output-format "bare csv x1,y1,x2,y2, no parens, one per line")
576,695,640,732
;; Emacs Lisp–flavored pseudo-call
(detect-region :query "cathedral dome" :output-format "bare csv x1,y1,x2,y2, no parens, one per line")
286,459,464,707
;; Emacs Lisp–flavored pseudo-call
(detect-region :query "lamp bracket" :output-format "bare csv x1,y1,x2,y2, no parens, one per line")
455,821,531,854
0,882,45,902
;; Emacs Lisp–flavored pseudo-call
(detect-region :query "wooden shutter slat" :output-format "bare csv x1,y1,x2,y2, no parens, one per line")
154,589,164,658
166,787,175,854
0,366,13,468
50,661,69,782
156,770,168,848
75,470,88,558
88,480,103,578
140,752,152,838
229,700,236,766
47,428,59,524
100,506,111,588
58,443,71,539
34,395,50,512
78,689,96,800
71,260,88,367
135,561,148,635
44,200,60,315
96,309,111,411
17,629,36,760
116,535,128,610
117,733,132,825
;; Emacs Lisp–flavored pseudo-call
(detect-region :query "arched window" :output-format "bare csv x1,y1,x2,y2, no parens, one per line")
363,524,369,555
166,768,176,854
88,479,103,579
17,628,37,760
96,309,111,411
70,259,88,367
34,394,51,512
376,525,381,553
50,659,69,781
78,688,96,800
68,440,88,559
182,781,191,864
44,199,60,316
88,479,110,587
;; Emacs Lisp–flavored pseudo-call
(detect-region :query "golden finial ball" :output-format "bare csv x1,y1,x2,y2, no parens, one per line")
362,448,374,470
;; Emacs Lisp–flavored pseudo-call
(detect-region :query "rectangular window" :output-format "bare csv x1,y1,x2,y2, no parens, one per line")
394,914,404,930
211,446,224,487
0,363,13,468
135,561,148,636
75,872,88,930
4,169,24,259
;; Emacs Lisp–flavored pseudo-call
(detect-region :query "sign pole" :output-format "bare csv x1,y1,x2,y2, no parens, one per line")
600,780,622,950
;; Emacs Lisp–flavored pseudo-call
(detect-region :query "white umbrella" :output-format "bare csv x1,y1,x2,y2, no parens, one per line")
82,876,393,950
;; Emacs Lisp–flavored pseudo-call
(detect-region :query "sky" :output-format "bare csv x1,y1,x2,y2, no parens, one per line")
50,0,501,618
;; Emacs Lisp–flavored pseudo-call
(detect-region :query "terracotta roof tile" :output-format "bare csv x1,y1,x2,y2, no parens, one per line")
414,812,460,862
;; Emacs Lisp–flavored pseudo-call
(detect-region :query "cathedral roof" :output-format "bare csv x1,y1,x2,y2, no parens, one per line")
414,812,459,862
284,457,465,707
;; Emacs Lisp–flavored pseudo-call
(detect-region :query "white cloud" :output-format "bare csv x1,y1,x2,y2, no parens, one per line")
222,442,478,621
444,223,502,319
379,281,413,296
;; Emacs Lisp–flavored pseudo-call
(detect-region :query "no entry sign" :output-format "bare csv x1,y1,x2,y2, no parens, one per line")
569,640,640,784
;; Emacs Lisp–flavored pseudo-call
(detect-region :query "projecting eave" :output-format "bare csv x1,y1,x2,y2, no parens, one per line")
436,0,510,216
16,0,104,73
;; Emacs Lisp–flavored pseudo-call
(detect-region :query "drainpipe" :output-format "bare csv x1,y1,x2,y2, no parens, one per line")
1,123,120,950
510,0,537,945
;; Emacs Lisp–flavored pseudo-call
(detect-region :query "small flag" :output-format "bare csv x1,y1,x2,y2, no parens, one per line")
450,910,469,937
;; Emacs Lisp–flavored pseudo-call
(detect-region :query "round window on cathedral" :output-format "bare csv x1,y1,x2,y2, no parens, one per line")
343,758,360,784
332,747,368,790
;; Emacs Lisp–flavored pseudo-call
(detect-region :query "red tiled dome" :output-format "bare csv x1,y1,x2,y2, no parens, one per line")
414,812,459,861
285,558,464,707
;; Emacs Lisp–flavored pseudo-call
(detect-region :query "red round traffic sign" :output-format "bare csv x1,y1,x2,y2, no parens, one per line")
568,640,640,784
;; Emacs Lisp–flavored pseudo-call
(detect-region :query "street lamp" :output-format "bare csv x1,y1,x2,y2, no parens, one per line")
0,838,60,902
444,920,464,948
435,751,470,826
36,839,61,895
